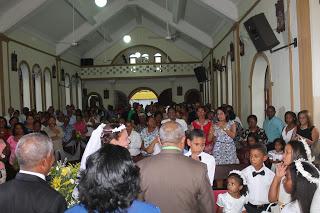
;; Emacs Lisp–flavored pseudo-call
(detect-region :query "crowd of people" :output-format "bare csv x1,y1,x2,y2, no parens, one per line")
0,101,320,213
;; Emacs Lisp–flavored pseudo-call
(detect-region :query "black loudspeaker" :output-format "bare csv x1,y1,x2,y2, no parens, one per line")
80,58,94,66
244,13,280,52
11,52,17,71
194,66,207,82
104,90,109,99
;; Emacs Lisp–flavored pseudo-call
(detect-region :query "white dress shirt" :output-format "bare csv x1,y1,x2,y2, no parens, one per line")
242,165,274,205
128,130,142,156
184,150,216,185
161,118,188,132
19,170,46,181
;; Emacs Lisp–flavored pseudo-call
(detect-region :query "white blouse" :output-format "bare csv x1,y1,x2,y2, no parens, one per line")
282,126,296,143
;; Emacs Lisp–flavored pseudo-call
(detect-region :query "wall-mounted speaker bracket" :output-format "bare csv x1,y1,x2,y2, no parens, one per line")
270,38,297,53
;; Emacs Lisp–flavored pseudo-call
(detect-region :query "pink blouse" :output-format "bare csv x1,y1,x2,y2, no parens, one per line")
7,136,18,165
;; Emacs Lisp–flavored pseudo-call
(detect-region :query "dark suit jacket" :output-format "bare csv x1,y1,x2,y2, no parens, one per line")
137,149,215,213
0,173,67,213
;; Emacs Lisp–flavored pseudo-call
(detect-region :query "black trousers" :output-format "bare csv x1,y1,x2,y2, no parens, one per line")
244,203,270,213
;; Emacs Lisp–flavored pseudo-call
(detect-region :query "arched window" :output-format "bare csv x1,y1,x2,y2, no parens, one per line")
129,54,136,64
77,79,82,109
32,65,42,111
141,54,149,63
71,76,77,107
44,68,52,110
19,62,31,109
154,53,161,63
65,74,71,106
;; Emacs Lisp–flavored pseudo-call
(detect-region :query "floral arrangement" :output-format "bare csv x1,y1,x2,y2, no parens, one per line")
49,160,80,207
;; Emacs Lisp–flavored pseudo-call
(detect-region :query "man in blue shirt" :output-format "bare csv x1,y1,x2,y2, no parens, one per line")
263,106,284,150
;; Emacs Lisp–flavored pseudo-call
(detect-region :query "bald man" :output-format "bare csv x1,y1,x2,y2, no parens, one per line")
0,133,67,213
137,121,214,213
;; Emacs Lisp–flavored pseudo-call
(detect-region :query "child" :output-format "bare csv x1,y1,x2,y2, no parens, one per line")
268,138,285,172
184,129,216,186
217,170,248,213
282,159,319,213
238,133,259,165
242,144,275,213
268,140,309,212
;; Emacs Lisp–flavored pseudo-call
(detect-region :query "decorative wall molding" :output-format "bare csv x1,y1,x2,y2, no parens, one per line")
80,62,201,79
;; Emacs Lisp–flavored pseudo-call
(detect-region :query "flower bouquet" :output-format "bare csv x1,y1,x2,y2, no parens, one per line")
49,160,80,207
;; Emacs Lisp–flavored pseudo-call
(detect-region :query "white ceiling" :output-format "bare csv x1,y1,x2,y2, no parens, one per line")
0,0,22,16
0,0,245,60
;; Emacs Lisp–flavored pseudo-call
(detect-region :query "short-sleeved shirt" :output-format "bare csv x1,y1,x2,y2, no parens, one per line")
263,116,285,143
217,192,247,213
242,165,275,205
140,127,159,155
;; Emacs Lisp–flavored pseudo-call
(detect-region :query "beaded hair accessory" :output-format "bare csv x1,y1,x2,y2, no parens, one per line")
297,136,315,162
294,158,320,184
229,170,247,185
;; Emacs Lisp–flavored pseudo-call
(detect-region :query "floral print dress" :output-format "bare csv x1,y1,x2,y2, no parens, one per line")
213,121,239,165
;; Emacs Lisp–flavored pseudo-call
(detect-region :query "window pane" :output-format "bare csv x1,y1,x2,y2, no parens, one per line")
44,70,52,110
21,63,31,109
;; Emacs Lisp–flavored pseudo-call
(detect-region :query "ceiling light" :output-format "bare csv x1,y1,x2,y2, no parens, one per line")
123,35,131,43
135,52,141,58
95,0,107,7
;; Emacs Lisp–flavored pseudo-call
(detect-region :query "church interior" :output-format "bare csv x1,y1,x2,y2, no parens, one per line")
1,0,320,212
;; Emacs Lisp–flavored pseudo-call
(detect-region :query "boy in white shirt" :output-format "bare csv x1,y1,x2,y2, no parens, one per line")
242,144,275,213
184,129,216,186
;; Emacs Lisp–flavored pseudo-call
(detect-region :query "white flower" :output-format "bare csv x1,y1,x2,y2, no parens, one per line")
298,137,315,162
56,166,59,171
70,179,75,184
295,159,320,184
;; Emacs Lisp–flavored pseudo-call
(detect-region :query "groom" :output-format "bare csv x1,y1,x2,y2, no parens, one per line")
0,133,67,213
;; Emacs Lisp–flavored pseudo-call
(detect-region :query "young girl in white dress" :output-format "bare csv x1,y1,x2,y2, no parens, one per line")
268,138,285,172
281,159,320,213
217,170,248,213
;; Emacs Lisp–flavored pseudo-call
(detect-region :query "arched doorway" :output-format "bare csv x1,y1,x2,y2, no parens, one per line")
158,88,172,106
129,87,158,108
114,90,129,109
85,92,103,109
250,53,272,127
184,89,201,104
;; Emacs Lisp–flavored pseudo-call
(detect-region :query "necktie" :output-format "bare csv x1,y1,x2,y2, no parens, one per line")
252,170,265,177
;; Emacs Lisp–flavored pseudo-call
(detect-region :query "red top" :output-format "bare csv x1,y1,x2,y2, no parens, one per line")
73,121,87,136
192,120,212,145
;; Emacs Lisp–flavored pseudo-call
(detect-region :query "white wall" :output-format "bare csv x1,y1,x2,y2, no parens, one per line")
94,27,199,65
83,77,199,107
210,0,300,127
